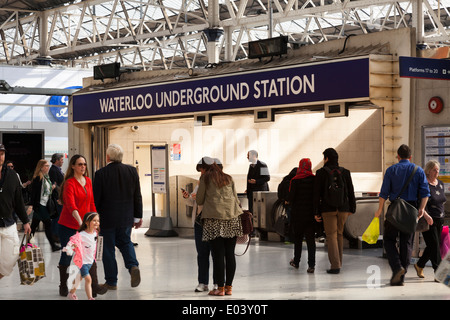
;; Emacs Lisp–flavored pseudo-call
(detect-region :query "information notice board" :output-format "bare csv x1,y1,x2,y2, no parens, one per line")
151,145,167,194
423,125,450,194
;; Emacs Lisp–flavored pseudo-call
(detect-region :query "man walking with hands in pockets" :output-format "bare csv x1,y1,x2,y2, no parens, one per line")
94,144,143,290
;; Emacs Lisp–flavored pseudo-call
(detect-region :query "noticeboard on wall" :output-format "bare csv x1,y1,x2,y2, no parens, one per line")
151,145,167,194
423,125,450,194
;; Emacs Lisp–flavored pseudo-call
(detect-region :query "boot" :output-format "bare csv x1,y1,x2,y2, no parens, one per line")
414,263,425,278
208,287,225,296
89,261,107,297
58,265,69,296
225,285,232,295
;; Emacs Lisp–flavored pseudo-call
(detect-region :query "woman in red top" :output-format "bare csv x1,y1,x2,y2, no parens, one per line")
57,155,105,297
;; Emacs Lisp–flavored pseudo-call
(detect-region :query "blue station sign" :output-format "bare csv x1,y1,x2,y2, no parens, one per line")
399,56,450,80
73,57,370,123
49,86,82,122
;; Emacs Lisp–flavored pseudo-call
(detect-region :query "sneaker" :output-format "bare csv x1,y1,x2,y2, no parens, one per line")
195,283,209,292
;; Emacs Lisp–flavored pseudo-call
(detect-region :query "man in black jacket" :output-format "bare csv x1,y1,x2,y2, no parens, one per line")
0,144,31,280
313,148,356,274
94,144,143,289
49,153,64,242
246,150,270,213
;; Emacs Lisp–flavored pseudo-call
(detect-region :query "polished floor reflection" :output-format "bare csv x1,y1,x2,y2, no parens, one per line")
0,228,449,300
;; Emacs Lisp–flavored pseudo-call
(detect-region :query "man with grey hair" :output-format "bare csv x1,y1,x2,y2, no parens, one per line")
93,143,143,289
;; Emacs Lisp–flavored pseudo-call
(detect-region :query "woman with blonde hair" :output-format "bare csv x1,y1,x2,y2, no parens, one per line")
196,160,243,296
415,160,446,278
29,159,60,251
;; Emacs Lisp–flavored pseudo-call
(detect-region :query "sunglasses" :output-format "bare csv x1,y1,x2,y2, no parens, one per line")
77,163,87,167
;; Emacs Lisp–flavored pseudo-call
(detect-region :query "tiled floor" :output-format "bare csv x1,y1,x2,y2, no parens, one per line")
1,228,449,301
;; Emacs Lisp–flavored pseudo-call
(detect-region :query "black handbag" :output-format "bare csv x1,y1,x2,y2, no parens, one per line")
274,214,289,237
46,192,58,219
194,212,203,226
385,165,418,234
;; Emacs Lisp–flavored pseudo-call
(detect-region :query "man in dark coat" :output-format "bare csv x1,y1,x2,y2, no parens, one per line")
0,144,31,280
49,153,64,242
246,150,270,213
313,148,356,274
49,153,64,187
93,144,143,289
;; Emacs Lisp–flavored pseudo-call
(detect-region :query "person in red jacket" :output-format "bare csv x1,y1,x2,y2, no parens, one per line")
57,155,106,297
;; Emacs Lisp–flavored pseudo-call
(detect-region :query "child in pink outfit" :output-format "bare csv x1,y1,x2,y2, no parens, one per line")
63,212,100,300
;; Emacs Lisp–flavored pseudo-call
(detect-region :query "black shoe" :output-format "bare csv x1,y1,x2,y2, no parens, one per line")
289,259,299,269
326,268,340,274
390,267,405,286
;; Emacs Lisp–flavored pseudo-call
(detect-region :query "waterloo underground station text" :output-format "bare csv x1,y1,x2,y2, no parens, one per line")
98,74,315,113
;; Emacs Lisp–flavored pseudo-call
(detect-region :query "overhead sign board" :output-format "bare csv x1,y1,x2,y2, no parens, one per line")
72,57,370,123
399,56,450,80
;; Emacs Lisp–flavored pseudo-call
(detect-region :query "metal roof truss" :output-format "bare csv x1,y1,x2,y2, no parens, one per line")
0,0,449,70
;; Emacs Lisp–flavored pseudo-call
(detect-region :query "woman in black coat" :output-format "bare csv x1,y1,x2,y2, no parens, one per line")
29,159,60,251
287,158,316,273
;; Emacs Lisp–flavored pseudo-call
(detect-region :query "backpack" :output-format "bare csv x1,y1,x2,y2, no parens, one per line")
323,166,346,207
277,167,297,201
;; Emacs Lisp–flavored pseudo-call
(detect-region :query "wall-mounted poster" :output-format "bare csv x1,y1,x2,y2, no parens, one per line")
423,125,450,194
171,143,181,161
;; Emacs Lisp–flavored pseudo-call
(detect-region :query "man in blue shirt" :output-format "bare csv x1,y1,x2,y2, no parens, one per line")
375,144,430,286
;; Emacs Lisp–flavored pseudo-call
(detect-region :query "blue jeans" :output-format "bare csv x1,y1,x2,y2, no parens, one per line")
79,263,93,277
194,222,212,285
100,226,138,286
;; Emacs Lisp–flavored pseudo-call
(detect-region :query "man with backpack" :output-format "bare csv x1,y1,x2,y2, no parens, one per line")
313,148,356,274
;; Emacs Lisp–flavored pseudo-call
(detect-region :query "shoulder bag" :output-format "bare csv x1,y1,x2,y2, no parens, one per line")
385,165,419,234
46,191,58,219
236,210,253,256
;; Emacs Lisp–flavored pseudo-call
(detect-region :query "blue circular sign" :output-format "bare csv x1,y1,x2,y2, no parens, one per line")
49,86,82,122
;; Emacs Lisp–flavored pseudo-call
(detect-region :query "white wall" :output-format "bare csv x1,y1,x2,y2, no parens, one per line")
0,65,92,157
109,108,383,222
